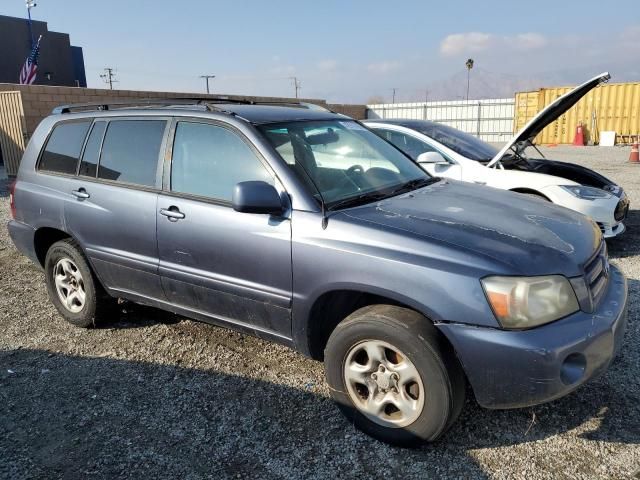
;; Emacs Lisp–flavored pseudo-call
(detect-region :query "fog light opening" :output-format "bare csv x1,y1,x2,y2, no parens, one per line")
560,353,587,385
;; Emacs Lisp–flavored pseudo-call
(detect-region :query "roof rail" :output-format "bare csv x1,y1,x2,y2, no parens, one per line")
51,97,331,114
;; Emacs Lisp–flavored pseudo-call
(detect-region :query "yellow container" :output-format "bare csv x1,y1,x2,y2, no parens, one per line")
515,81,640,145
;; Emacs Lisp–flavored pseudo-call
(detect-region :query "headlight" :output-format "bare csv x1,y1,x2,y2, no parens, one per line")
560,185,611,200
482,275,579,329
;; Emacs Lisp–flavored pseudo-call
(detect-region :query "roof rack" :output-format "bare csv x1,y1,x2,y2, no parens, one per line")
51,97,331,115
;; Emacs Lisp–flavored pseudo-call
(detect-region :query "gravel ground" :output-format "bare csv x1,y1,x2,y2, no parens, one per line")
1,146,639,479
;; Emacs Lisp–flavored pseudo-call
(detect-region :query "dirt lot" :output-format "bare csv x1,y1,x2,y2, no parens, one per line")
1,146,639,479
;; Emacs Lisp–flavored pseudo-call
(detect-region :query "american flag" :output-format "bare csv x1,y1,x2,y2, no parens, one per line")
19,35,42,85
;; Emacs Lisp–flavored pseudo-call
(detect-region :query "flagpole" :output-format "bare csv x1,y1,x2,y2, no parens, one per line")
26,0,36,49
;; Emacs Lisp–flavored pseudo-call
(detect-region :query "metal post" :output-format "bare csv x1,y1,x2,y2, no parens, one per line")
477,101,482,138
26,0,36,49
200,75,215,94
289,77,301,98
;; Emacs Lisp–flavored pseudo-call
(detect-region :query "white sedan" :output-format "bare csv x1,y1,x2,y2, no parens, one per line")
365,73,629,238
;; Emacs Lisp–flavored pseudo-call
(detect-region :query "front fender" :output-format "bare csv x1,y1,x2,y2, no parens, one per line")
290,211,501,355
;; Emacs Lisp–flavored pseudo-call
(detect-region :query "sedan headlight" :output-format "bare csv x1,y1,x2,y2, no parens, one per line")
560,185,612,200
482,275,579,329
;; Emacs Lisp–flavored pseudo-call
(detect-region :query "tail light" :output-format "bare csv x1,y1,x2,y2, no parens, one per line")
9,179,17,219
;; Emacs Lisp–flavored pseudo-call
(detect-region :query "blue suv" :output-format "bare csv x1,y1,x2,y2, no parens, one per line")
7,99,628,445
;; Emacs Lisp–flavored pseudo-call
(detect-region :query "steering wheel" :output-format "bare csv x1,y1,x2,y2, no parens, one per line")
347,165,365,176
334,165,365,192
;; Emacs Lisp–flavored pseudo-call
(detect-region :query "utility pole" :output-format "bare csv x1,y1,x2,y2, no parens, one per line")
465,58,474,101
100,67,117,90
200,75,215,94
391,88,397,104
289,76,301,99
25,0,36,49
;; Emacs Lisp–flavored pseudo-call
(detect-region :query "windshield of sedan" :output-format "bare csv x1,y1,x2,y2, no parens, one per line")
411,122,499,162
258,120,431,209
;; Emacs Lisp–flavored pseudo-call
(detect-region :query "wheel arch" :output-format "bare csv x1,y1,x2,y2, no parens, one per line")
301,286,441,361
509,187,551,201
33,226,73,267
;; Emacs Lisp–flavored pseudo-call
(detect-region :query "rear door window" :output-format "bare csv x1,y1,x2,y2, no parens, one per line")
98,120,166,187
39,121,91,174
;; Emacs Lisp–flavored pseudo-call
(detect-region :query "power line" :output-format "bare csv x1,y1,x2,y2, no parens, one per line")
289,76,301,98
100,67,118,90
200,75,215,94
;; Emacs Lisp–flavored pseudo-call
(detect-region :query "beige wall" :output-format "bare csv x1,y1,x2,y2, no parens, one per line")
327,103,367,120
0,83,366,135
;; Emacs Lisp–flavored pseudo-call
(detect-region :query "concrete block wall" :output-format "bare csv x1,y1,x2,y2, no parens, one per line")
0,83,368,137
327,103,367,120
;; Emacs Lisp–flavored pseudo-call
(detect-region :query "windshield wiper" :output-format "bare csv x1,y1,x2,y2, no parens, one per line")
327,190,391,212
328,177,437,212
390,176,437,195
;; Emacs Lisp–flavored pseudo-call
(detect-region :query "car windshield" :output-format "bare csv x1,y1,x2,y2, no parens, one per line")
258,120,431,209
410,123,499,162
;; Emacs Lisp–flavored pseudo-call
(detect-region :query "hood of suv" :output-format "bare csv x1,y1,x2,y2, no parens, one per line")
341,179,601,277
488,72,610,167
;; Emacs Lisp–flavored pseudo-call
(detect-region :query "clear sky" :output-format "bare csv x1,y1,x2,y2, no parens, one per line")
2,0,639,103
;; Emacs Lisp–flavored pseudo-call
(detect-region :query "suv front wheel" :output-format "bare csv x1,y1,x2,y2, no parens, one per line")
44,239,112,328
324,305,465,446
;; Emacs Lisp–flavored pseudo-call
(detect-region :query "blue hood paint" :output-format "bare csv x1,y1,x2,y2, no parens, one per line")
342,179,601,277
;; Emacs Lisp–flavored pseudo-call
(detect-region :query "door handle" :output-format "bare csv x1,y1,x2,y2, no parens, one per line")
71,188,90,199
159,206,185,220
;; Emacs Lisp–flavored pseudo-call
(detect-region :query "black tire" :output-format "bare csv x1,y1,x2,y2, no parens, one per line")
44,238,112,328
324,305,465,446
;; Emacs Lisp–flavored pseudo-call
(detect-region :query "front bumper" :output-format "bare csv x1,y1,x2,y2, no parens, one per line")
601,222,625,238
542,186,629,238
438,264,628,409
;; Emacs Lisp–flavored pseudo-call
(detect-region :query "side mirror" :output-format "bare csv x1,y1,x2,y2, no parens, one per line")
417,151,448,165
232,181,284,215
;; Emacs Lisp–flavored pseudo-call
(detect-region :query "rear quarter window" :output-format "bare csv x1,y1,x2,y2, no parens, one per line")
38,121,92,174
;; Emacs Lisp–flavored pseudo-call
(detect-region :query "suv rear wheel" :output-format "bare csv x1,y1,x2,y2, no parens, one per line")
44,239,112,328
324,305,465,446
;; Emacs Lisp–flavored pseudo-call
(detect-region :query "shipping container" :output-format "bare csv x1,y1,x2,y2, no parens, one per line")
515,81,640,145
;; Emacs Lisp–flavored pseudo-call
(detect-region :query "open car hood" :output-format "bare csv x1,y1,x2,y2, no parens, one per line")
488,72,610,167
